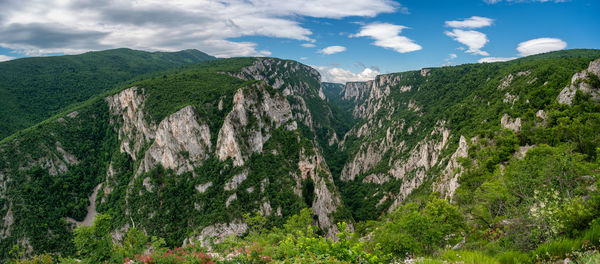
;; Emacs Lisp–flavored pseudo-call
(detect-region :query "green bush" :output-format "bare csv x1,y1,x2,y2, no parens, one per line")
533,237,582,262
496,251,532,264
371,197,464,257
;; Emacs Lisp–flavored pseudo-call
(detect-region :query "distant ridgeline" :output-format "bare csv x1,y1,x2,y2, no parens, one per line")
0,48,215,139
1,49,600,263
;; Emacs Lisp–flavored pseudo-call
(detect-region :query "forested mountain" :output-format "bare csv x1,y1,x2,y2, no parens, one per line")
0,48,215,139
2,49,600,263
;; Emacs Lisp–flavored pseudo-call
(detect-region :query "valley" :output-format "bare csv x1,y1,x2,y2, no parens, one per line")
1,49,600,263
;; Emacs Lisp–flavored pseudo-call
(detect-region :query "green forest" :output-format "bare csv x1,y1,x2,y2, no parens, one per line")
0,48,214,139
2,49,600,264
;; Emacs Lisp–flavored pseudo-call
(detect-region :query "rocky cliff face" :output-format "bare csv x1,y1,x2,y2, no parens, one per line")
558,58,600,105
216,83,296,166
98,58,346,246
0,57,350,258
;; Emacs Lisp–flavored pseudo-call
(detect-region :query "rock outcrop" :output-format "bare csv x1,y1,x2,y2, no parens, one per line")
558,58,600,105
434,136,469,200
140,106,211,174
106,87,155,160
216,83,296,166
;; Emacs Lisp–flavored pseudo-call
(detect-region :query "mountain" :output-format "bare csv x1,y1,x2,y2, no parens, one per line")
0,57,348,258
331,49,600,221
1,49,600,263
0,48,215,139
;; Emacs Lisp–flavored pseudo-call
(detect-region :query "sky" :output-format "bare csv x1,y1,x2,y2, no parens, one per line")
0,0,598,83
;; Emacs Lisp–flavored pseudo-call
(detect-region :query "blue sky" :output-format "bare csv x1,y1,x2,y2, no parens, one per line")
0,0,598,83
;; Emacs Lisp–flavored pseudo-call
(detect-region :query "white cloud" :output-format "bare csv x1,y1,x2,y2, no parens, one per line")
448,53,457,60
315,66,380,83
445,29,489,56
517,38,567,56
445,16,493,29
0,0,397,57
350,22,421,53
478,56,518,63
319,45,347,55
301,43,316,48
299,57,308,60
0,55,16,62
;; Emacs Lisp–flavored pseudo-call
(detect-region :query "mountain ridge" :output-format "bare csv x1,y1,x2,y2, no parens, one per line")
0,48,216,139
1,49,599,262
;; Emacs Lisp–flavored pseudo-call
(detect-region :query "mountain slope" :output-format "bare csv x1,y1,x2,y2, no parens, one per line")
0,48,215,139
329,49,600,221
0,57,347,258
2,49,600,262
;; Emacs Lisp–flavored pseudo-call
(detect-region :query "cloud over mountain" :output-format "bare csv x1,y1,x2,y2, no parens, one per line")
0,0,398,57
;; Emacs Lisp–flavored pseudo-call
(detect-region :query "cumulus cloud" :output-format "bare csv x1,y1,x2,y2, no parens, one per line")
517,38,567,56
319,45,347,55
445,29,489,56
315,66,380,83
301,43,316,48
445,16,493,29
0,55,16,62
478,56,518,63
0,0,397,57
350,22,421,53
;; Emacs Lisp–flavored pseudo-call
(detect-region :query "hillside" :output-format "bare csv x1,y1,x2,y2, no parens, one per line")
1,49,600,263
0,57,349,259
0,48,215,139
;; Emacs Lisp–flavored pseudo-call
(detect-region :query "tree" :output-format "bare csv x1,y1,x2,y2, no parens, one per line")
73,214,113,263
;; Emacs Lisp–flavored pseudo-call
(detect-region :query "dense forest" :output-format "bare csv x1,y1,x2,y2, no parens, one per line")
2,49,600,264
0,48,215,139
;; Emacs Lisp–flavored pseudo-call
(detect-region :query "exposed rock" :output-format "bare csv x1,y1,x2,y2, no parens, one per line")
362,173,390,184
434,135,469,200
318,85,327,100
515,145,534,160
341,140,390,181
259,200,272,216
66,184,102,227
420,68,431,77
388,124,451,210
342,82,368,101
106,87,155,160
501,114,521,132
231,58,321,98
328,132,338,146
408,100,422,112
196,182,213,193
536,110,547,120
66,111,79,118
298,149,342,237
288,95,314,129
536,110,547,126
558,58,600,105
216,83,295,166
142,177,153,193
184,220,247,248
1,202,13,239
139,106,211,174
503,93,519,105
400,85,411,92
224,170,248,191
225,193,237,207
498,74,514,90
